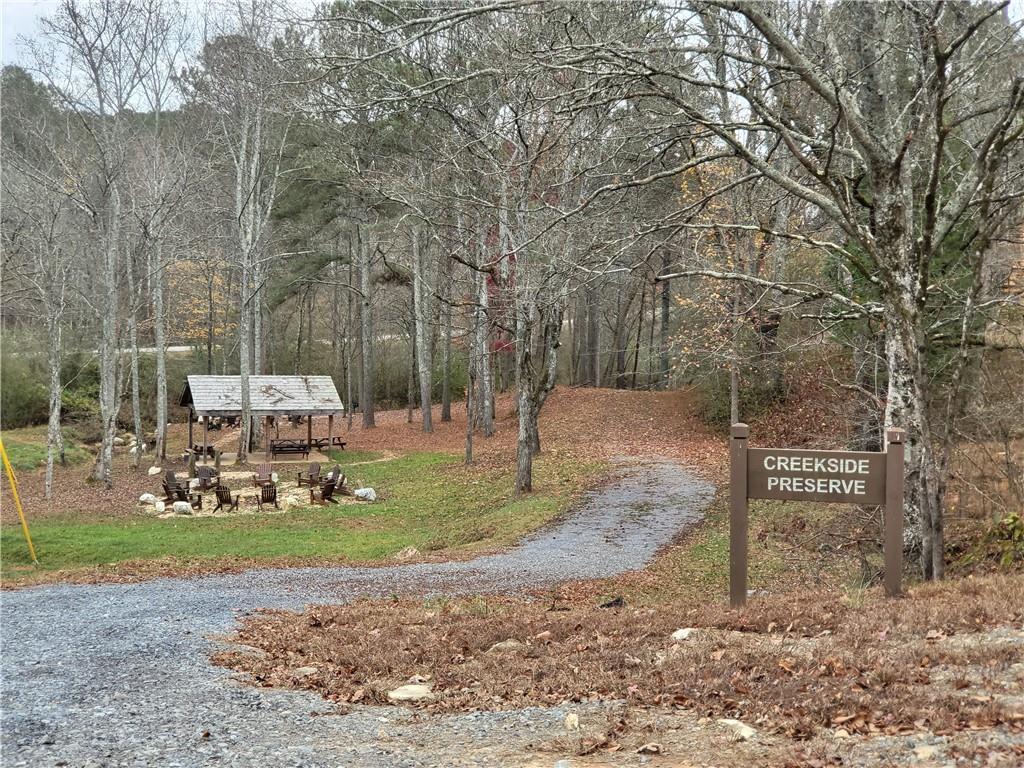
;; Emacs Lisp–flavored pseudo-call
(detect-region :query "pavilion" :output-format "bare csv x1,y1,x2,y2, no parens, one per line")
178,375,344,461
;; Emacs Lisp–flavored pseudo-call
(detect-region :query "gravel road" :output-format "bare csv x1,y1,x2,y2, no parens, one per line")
1,458,713,767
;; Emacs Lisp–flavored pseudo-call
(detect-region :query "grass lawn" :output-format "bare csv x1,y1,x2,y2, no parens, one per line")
1,426,92,472
1,451,604,584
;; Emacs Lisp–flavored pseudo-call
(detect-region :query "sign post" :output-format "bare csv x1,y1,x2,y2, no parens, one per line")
729,424,749,608
729,424,905,608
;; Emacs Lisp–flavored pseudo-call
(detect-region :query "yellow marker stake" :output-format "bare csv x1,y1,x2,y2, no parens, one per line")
0,437,38,564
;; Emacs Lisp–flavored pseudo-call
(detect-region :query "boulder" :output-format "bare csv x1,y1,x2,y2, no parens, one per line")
139,493,158,505
354,487,377,502
392,546,419,561
147,466,162,476
172,501,193,515
113,437,126,446
670,628,694,642
718,718,757,741
294,666,318,678
487,638,525,653
154,501,165,513
387,684,434,702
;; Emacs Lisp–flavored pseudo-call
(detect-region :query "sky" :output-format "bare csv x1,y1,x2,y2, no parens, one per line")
1,1,58,66
4,0,1024,68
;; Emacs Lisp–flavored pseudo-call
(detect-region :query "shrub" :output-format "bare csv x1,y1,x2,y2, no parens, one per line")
0,353,49,429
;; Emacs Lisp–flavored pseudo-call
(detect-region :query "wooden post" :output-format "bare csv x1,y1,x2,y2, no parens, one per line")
327,414,334,452
202,415,209,466
730,423,749,608
884,428,905,597
307,414,313,452
187,409,194,453
265,416,272,461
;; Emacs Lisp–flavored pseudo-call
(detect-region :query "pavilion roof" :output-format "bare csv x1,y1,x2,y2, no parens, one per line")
178,375,343,417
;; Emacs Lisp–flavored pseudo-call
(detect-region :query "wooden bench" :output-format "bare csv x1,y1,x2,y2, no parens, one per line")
270,439,309,459
310,436,347,450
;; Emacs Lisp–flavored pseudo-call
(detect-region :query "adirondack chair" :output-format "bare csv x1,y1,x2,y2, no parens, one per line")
256,482,279,511
164,470,184,492
310,479,337,505
196,465,219,491
160,481,177,504
212,485,240,513
297,462,321,487
252,463,273,487
321,464,341,486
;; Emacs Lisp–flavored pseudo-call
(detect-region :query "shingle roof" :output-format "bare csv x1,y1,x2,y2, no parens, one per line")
179,375,344,416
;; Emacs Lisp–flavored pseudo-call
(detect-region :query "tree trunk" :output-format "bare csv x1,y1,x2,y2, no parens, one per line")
359,230,375,428
44,312,64,499
412,231,433,432
882,288,944,579
126,250,143,469
92,186,122,488
474,243,494,437
440,259,453,422
238,260,252,462
659,252,671,389
152,241,168,460
346,258,355,431
514,297,535,494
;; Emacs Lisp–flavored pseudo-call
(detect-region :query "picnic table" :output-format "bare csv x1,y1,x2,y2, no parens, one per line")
269,439,309,459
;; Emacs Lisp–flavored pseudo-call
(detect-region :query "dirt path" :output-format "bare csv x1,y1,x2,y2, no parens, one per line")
1,458,713,768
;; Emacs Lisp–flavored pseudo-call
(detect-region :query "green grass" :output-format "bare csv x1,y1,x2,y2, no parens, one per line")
1,427,91,472
329,448,386,465
1,451,604,582
624,494,862,605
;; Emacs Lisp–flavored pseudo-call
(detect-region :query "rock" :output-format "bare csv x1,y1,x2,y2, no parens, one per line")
148,466,162,476
718,718,757,741
533,630,552,641
834,728,851,739
113,437,126,446
139,493,158,505
671,628,694,642
636,743,663,754
487,638,525,653
564,712,580,731
913,745,939,761
172,501,192,515
354,487,377,502
392,546,419,561
294,666,318,678
386,684,434,702
154,501,165,513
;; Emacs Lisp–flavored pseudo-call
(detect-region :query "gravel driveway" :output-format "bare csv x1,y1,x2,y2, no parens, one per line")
1,458,713,767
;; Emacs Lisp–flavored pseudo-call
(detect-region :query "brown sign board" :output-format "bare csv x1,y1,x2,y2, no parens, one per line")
747,448,886,505
730,424,905,608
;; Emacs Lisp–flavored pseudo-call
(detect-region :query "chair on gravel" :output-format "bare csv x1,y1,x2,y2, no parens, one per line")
297,462,321,488
256,482,279,511
309,480,337,505
252,463,273,487
164,470,184,492
212,485,240,513
196,465,219,491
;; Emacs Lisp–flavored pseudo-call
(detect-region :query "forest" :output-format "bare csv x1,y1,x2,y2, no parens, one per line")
2,0,1023,582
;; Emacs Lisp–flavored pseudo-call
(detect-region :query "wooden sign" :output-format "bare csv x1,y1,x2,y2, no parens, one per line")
730,424,905,608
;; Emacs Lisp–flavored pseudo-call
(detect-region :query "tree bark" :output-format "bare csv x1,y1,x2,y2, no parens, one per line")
152,240,168,460
92,185,122,488
359,230,376,427
412,231,433,432
126,248,143,468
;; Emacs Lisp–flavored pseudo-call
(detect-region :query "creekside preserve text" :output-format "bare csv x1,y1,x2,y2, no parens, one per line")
762,455,872,496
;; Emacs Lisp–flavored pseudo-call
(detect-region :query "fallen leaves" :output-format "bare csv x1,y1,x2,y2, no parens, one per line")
213,573,1024,741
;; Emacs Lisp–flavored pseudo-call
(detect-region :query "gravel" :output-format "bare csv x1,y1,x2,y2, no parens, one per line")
1,458,713,767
